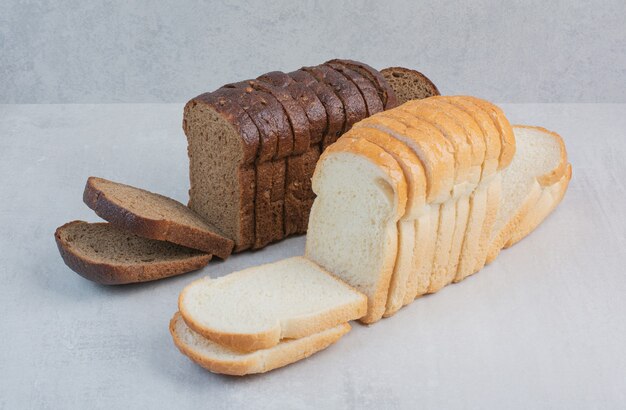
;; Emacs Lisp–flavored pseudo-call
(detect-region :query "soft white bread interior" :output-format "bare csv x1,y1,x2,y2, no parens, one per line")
305,137,407,324
178,256,366,352
339,127,428,317
486,125,568,263
353,111,456,301
170,312,351,376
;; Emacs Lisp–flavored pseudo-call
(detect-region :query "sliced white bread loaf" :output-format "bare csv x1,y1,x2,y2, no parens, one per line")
170,312,350,376
505,163,571,248
337,128,428,317
178,256,366,352
485,125,568,264
305,137,407,323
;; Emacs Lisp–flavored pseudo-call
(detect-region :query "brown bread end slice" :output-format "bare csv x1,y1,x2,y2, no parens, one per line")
380,67,440,105
55,221,211,285
183,93,257,252
83,177,234,259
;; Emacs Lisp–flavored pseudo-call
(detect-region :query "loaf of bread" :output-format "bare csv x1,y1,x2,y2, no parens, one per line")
183,60,439,252
170,96,571,375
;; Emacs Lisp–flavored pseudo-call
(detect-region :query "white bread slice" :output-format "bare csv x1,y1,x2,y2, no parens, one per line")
440,97,506,281
505,163,571,248
305,137,407,324
353,111,456,301
400,98,483,293
178,256,366,352
339,128,428,317
170,312,350,376
485,125,567,264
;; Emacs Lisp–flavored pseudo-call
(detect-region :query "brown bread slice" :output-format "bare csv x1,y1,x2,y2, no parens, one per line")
55,221,211,285
380,67,440,105
252,76,313,236
302,65,368,137
289,69,344,149
183,90,259,252
328,59,398,109
222,82,288,248
83,177,234,259
325,61,385,116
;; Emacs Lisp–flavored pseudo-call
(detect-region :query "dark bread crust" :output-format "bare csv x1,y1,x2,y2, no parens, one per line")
302,65,367,137
55,221,211,285
259,71,326,236
325,61,384,116
183,90,258,251
289,69,344,149
221,82,288,248
185,91,259,164
327,59,398,109
83,177,234,259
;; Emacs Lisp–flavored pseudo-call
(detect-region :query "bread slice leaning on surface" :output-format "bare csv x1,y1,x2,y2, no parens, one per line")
380,67,440,105
485,125,568,264
55,221,211,285
178,256,366,352
305,137,407,324
505,163,571,248
170,313,351,376
83,177,234,259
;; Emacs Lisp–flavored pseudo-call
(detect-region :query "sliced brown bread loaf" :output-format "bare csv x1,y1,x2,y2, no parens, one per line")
183,90,259,251
55,221,211,285
380,67,440,104
83,177,234,259
327,59,398,109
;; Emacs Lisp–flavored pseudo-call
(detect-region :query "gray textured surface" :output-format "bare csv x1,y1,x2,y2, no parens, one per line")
1,103,625,409
1,0,625,104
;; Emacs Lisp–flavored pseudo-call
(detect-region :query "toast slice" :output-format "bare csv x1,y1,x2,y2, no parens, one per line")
83,177,234,259
170,312,350,376
55,221,211,285
178,256,366,352
505,163,571,248
485,125,568,264
340,128,428,317
306,137,407,324
380,67,440,105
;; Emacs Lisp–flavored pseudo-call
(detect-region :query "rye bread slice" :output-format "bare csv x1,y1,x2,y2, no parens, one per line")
380,67,440,105
302,64,368,136
183,90,258,252
325,61,384,116
83,177,234,259
222,82,288,248
55,221,211,285
289,69,344,149
327,59,398,109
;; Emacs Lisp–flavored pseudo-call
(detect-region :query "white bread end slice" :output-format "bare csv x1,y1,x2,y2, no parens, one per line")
178,256,366,352
306,137,407,324
485,125,568,264
505,163,571,248
170,312,350,376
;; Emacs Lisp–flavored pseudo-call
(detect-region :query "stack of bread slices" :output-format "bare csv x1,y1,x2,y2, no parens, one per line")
171,96,570,375
182,60,439,252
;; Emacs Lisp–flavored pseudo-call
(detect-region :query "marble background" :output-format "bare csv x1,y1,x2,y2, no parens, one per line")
1,0,624,104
